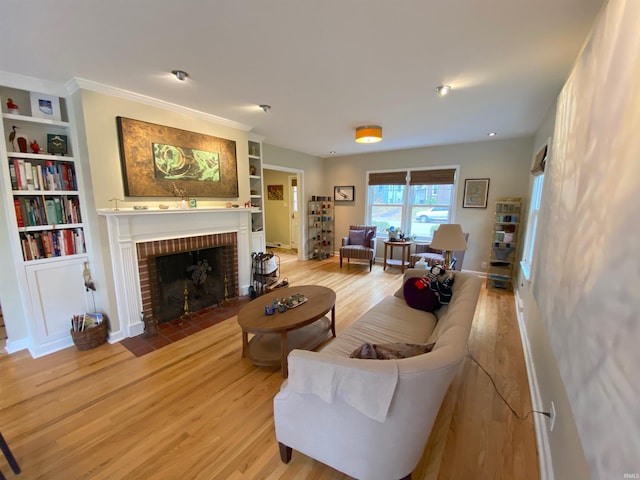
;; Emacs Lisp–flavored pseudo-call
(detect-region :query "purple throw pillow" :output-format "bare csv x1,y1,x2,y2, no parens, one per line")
403,277,440,312
363,229,375,246
349,229,366,246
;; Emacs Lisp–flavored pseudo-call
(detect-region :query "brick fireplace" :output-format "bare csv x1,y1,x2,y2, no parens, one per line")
137,232,238,325
98,207,252,340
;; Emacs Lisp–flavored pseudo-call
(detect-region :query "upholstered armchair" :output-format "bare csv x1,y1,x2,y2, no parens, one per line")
410,232,469,271
339,225,377,272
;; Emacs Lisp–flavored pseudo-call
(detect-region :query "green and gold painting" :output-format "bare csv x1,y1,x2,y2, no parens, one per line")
116,117,238,197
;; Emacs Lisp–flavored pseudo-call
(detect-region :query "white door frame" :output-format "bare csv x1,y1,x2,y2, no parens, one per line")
288,175,300,250
263,164,305,260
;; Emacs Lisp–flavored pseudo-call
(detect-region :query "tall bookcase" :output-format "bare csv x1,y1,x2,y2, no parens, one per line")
1,85,91,356
486,197,521,291
248,136,266,253
308,196,334,259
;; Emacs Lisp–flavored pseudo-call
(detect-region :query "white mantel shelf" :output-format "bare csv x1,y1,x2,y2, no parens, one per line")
98,206,252,341
97,206,253,216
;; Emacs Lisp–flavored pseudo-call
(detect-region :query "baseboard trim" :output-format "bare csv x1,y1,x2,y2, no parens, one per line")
514,290,554,480
4,337,30,354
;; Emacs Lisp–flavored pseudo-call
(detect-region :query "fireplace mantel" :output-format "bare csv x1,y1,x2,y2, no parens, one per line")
98,207,252,339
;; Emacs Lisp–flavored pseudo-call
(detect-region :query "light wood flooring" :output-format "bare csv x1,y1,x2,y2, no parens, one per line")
0,251,538,479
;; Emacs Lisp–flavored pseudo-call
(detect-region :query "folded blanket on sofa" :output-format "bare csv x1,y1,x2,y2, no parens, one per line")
287,350,399,422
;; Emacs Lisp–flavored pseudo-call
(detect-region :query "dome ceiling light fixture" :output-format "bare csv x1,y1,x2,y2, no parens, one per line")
435,84,451,96
488,132,497,137
171,69,189,81
355,125,382,143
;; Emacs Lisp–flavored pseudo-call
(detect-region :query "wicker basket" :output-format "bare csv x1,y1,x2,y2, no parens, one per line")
70,320,107,351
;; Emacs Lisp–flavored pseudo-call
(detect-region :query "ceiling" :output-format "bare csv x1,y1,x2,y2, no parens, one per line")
0,0,604,158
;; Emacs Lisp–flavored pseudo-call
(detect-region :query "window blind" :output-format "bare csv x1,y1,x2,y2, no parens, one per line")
409,168,456,185
531,145,547,176
368,171,407,185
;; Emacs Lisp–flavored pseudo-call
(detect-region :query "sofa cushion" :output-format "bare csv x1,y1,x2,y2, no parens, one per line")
348,229,366,245
320,296,437,357
350,342,436,359
403,278,441,312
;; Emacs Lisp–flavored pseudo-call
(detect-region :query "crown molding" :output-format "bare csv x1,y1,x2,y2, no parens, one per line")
67,77,253,132
0,70,69,97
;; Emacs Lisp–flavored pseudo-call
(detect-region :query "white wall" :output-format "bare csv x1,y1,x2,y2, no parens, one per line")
324,138,533,271
519,0,640,477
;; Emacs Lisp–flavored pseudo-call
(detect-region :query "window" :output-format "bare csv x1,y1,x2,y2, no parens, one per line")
367,168,457,241
521,174,544,279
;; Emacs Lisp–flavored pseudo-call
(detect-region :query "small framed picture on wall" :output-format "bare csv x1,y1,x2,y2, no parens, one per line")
462,178,490,208
334,185,355,202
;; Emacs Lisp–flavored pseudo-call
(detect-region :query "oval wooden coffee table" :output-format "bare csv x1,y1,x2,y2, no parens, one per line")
238,285,336,378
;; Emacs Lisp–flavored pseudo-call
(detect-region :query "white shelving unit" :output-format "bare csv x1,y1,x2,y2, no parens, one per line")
248,136,266,253
1,85,91,356
486,197,521,291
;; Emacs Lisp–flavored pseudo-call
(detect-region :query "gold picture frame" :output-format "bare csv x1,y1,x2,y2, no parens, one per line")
116,117,238,198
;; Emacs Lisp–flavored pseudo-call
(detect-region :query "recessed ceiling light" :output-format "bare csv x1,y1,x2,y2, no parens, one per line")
435,84,451,96
171,70,189,81
259,104,271,112
329,151,336,154
488,132,497,137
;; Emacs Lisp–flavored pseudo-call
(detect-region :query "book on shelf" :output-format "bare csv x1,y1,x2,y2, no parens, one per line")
13,199,24,227
9,163,18,189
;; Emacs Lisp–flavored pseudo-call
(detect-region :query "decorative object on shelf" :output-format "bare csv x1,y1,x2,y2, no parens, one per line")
462,178,490,208
109,197,124,211
267,184,284,200
334,185,355,202
16,134,28,153
171,181,189,208
116,116,238,197
6,98,19,114
8,125,18,151
29,140,41,153
47,134,68,155
249,165,257,175
355,125,382,143
429,224,468,269
29,91,61,121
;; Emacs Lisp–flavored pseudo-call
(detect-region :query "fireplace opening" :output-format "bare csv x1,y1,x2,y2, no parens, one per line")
150,246,235,324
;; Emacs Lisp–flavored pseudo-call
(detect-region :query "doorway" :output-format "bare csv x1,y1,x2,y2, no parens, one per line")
263,165,304,260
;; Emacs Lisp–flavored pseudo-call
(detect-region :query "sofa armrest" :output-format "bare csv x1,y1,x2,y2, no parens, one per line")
341,237,349,246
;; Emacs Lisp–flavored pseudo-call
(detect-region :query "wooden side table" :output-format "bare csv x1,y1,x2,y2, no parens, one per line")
383,240,412,272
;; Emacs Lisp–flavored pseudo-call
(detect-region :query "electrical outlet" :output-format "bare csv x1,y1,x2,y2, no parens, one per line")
549,401,556,432
481,261,488,269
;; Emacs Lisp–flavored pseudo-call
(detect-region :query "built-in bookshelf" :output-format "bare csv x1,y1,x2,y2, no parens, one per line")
1,84,91,357
248,136,266,253
2,88,86,262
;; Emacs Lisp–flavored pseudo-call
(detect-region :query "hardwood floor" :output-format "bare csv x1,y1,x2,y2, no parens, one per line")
0,251,539,479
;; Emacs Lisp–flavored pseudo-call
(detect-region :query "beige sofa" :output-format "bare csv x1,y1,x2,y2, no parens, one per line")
273,269,482,480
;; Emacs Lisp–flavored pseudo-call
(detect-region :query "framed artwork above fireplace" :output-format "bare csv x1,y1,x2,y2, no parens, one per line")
116,116,238,198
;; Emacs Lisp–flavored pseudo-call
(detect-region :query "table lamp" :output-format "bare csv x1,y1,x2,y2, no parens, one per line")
429,224,468,269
